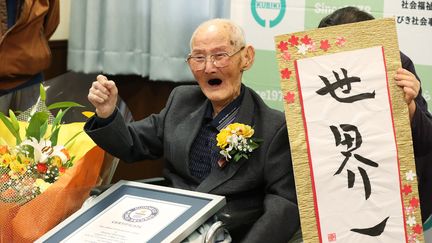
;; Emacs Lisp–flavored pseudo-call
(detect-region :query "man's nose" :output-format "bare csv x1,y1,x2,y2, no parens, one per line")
204,57,217,73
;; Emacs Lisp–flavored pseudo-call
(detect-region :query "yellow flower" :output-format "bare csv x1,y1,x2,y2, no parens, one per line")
9,160,26,175
18,154,32,166
0,153,14,167
52,156,62,168
216,129,230,149
234,123,254,138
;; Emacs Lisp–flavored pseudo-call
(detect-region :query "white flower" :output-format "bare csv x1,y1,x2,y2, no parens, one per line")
405,170,416,181
51,145,69,164
220,150,231,160
20,138,51,163
406,215,416,226
20,138,68,164
297,44,309,55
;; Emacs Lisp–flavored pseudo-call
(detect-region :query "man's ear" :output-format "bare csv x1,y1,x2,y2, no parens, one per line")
242,45,255,71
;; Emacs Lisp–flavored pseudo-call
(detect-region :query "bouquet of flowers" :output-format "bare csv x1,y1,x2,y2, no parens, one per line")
216,123,261,163
0,84,105,242
0,85,82,204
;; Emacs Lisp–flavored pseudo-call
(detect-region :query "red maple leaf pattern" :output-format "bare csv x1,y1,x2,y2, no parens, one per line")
288,35,299,46
282,51,291,61
412,224,422,234
408,233,417,243
300,35,312,45
405,206,414,215
277,41,289,52
336,36,346,47
280,68,292,79
308,41,317,52
320,39,330,51
410,197,420,208
402,184,412,195
284,92,295,104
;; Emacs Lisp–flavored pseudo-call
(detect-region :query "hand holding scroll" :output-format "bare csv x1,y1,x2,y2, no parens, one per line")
394,68,420,121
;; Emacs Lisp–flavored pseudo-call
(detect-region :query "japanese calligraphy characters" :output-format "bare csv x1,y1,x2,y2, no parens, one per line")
295,46,406,242
330,124,378,200
316,68,376,103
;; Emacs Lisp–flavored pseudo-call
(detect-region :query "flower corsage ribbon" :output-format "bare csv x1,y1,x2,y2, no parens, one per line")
216,123,262,167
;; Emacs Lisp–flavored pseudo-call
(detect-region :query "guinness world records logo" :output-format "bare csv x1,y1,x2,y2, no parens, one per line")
123,206,159,222
251,0,286,28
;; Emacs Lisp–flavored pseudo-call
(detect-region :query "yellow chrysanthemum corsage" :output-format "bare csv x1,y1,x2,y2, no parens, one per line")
216,123,261,163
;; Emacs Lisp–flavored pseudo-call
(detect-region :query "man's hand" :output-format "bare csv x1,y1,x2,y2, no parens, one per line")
88,75,118,118
394,68,419,121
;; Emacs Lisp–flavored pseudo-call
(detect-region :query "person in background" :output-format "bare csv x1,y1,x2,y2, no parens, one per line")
318,6,432,224
0,0,59,114
85,18,300,242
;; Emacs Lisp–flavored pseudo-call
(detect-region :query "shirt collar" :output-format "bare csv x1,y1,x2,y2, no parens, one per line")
204,84,245,130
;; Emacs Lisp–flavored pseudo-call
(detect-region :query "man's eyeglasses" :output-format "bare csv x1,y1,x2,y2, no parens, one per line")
186,46,245,71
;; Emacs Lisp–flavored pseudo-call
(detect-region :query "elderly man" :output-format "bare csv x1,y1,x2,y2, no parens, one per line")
85,19,300,242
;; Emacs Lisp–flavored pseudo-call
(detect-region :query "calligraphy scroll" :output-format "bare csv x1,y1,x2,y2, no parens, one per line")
275,18,424,242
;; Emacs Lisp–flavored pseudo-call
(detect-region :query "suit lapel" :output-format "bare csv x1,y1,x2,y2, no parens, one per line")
173,99,209,178
196,87,256,193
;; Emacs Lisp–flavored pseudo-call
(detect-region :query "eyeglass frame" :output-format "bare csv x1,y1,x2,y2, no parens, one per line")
185,46,245,71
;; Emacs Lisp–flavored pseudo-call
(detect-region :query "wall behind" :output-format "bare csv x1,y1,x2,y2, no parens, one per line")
51,0,71,40
232,0,432,112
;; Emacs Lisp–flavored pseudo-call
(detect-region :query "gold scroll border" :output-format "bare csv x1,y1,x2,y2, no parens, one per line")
274,18,423,243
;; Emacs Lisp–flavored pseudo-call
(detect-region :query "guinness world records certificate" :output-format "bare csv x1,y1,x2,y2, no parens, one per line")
37,180,226,243
63,195,190,242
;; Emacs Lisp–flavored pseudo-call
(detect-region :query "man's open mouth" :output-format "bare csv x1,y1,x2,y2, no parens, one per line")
208,79,222,86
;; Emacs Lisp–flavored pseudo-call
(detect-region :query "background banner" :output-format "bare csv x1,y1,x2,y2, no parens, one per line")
231,0,431,112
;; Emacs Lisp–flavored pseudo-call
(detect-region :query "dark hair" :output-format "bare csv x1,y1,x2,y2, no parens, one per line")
318,6,375,28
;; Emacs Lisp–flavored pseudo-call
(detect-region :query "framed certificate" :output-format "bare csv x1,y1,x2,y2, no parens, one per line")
36,180,226,243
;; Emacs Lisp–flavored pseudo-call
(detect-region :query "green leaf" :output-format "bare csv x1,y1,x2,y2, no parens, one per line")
40,120,49,139
49,108,70,144
233,153,244,162
47,101,83,110
0,111,21,144
52,108,69,129
50,127,60,146
8,110,19,132
26,111,49,141
40,83,46,102
253,138,264,143
249,141,259,150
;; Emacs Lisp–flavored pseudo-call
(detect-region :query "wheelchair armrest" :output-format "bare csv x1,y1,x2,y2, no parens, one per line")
216,207,262,230
205,220,228,243
136,177,168,186
89,177,167,196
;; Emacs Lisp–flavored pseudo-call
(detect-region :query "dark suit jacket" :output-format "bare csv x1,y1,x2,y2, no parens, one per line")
85,85,300,242
401,52,432,222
